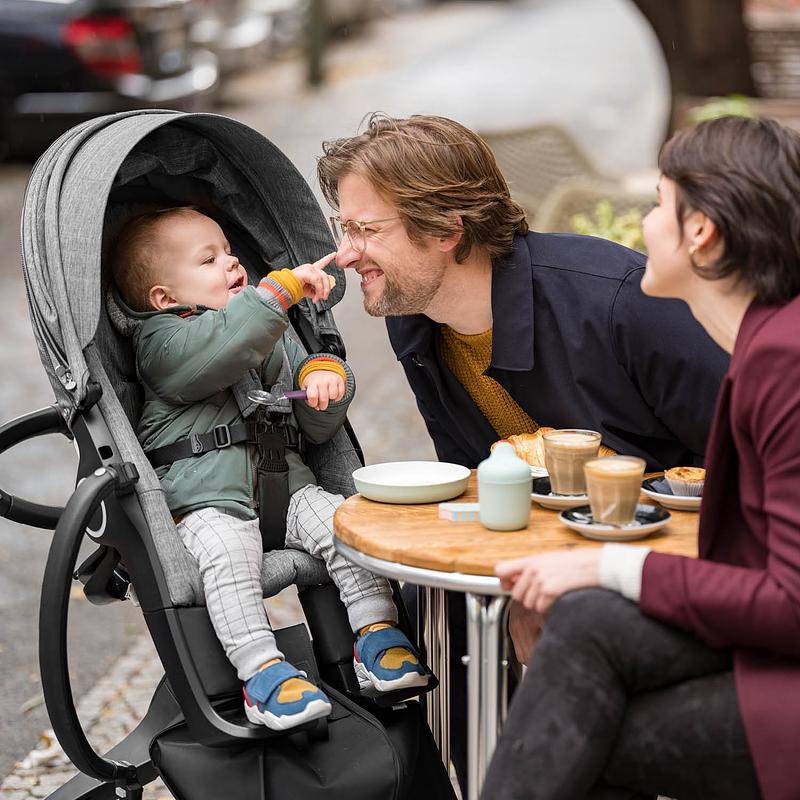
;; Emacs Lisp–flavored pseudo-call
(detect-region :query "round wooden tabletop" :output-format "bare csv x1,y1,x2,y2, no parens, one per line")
334,472,699,576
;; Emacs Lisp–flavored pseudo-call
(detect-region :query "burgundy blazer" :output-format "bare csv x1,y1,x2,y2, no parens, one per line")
641,298,800,800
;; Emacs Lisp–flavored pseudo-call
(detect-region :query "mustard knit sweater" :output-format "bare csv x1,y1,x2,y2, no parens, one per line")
439,325,539,439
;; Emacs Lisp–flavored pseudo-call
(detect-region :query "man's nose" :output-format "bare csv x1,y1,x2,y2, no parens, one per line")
335,236,361,269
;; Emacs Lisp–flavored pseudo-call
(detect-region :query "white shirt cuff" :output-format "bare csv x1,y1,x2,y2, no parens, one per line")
598,543,651,602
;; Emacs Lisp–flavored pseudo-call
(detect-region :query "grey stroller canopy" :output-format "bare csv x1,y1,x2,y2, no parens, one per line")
20,110,359,606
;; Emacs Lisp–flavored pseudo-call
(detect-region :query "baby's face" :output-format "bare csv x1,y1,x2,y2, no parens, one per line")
150,211,248,311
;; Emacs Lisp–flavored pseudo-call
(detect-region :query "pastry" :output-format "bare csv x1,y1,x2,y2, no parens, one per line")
664,466,705,496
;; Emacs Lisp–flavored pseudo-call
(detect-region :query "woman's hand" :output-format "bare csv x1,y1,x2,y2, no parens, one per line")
507,601,545,665
302,370,345,411
292,253,337,303
496,550,602,615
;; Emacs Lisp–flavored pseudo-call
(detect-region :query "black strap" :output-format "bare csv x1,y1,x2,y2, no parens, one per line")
146,422,262,469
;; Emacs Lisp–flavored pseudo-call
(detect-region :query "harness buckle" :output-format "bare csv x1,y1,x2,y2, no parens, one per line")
213,424,232,449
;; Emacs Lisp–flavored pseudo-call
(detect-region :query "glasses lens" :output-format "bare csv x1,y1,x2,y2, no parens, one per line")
329,217,344,245
345,220,366,253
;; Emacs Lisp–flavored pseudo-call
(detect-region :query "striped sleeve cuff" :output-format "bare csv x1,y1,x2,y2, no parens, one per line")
297,357,347,388
294,353,355,405
598,544,651,602
267,269,304,306
256,276,293,311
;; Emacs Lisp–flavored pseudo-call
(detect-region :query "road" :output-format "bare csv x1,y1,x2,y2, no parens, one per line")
0,0,666,779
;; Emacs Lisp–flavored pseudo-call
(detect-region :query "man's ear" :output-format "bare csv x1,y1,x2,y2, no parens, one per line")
437,215,464,254
149,285,178,310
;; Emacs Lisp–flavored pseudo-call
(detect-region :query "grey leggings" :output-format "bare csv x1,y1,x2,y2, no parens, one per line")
481,589,761,800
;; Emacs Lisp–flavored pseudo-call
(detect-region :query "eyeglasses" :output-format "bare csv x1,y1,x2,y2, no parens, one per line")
329,215,400,254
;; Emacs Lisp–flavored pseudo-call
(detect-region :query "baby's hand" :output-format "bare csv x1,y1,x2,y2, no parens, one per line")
302,370,345,411
292,253,337,303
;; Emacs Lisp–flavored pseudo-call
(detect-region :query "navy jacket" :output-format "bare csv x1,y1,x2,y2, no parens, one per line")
386,232,729,471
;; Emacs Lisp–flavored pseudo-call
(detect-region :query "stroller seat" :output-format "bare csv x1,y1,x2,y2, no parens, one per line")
0,110,452,800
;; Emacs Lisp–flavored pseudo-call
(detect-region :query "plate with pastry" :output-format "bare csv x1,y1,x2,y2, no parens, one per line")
530,477,588,510
492,429,553,477
493,428,617,479
641,473,703,512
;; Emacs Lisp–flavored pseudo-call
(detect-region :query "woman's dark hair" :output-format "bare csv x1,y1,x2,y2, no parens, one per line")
660,115,800,304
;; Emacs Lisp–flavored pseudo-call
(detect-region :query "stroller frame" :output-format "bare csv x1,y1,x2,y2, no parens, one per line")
0,110,448,800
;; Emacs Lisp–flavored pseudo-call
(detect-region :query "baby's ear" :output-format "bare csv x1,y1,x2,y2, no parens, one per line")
149,285,178,310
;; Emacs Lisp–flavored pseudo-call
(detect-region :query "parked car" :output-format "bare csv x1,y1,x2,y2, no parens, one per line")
0,0,219,157
189,0,272,75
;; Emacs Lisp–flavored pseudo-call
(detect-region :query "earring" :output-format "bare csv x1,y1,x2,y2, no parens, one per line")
688,244,704,269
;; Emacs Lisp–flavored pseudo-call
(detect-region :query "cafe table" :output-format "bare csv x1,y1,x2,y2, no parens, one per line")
333,472,699,800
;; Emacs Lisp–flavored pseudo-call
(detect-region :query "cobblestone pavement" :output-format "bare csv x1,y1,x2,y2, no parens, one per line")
0,589,305,800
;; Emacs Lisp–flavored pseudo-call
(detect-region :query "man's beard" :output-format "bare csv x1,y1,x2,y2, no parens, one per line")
363,258,446,317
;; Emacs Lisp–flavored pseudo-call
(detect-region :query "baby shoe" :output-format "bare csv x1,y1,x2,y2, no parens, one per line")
354,626,429,692
243,660,331,730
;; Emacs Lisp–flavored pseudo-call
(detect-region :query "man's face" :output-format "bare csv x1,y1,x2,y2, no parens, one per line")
334,172,448,317
150,210,248,311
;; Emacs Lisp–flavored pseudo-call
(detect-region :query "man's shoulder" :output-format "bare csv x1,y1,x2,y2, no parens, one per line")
522,231,646,282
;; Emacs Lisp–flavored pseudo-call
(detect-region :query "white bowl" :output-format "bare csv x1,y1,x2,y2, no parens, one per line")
352,461,471,504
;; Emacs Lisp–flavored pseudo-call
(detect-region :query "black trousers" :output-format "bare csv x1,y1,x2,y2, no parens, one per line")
480,589,761,800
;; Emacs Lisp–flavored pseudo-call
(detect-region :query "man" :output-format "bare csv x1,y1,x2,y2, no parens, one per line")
317,113,728,792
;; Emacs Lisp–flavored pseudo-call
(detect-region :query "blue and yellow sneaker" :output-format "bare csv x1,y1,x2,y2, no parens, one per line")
243,660,332,730
354,624,429,692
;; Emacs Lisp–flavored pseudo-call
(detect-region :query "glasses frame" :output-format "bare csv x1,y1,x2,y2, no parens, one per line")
329,215,401,253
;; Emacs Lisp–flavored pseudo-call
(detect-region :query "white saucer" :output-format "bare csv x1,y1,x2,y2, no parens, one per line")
641,478,702,512
531,477,587,510
559,504,671,542
530,465,549,479
352,461,470,504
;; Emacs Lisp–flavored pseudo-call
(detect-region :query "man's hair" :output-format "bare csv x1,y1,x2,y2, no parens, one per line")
109,206,199,312
317,113,528,263
660,116,800,305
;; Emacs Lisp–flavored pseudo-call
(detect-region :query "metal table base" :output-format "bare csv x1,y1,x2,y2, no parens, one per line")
335,539,509,800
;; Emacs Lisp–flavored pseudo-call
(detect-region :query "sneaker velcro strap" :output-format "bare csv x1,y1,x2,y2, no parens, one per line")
244,661,305,704
356,627,414,666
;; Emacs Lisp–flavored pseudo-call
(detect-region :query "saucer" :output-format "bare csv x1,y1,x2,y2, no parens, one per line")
530,465,549,479
531,477,588,510
641,477,702,512
559,504,671,541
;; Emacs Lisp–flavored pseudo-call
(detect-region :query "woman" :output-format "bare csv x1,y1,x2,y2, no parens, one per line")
482,116,800,800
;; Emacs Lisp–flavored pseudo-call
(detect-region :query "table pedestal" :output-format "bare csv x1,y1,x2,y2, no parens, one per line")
466,594,509,799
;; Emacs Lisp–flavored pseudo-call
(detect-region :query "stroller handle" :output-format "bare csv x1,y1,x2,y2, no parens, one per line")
0,406,68,529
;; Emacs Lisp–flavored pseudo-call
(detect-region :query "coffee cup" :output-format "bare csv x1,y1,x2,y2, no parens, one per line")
542,429,602,495
583,456,646,526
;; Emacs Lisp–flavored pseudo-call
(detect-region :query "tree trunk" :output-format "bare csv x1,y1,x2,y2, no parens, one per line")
630,0,755,128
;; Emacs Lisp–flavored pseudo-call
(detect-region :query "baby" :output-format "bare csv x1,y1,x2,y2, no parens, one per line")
110,207,427,730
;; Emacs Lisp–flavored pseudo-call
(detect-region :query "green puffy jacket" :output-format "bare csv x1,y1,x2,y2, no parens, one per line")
131,284,355,519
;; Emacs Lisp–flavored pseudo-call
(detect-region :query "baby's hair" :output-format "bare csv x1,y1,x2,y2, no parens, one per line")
110,206,200,312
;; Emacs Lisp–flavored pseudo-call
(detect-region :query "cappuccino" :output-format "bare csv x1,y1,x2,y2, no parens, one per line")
583,456,646,526
542,430,602,495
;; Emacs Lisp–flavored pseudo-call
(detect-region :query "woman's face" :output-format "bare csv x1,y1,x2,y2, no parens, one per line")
641,177,694,300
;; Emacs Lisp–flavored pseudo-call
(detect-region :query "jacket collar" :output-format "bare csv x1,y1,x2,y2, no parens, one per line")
391,234,534,367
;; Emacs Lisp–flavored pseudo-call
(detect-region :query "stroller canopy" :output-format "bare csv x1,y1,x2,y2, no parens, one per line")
21,109,345,414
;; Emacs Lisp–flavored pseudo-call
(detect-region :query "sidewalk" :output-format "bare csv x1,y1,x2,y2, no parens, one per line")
0,589,304,800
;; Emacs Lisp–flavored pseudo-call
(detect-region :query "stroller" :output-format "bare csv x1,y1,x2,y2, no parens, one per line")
0,110,455,800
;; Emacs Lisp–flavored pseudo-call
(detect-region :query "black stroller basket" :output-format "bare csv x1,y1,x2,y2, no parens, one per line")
1,111,453,800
